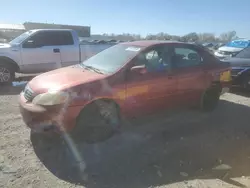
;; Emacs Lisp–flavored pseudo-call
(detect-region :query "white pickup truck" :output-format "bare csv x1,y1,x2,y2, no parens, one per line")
0,29,114,84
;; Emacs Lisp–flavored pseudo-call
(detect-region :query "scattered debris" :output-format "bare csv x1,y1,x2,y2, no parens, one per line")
80,172,88,182
179,160,184,166
0,155,4,163
217,158,223,164
153,165,160,169
212,164,232,170
180,172,189,177
157,170,162,177
222,172,229,180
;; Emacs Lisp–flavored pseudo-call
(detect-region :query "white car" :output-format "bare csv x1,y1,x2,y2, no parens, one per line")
214,39,250,59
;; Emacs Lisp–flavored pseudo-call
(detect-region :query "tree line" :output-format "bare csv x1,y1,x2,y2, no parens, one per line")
102,31,239,43
0,30,239,43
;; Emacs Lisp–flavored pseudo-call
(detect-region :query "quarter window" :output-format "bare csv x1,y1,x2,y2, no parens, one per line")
173,47,202,68
135,46,171,72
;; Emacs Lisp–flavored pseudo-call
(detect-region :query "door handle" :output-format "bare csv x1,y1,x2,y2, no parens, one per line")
53,48,60,53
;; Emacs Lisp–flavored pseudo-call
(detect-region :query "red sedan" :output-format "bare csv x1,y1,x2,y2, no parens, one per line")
19,41,231,143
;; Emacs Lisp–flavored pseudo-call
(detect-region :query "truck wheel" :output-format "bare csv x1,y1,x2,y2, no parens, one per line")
243,76,250,91
72,100,121,144
0,63,15,85
201,86,220,112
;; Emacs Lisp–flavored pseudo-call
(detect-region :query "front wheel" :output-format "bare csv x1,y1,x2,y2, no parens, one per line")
0,63,15,85
201,86,221,112
72,101,121,144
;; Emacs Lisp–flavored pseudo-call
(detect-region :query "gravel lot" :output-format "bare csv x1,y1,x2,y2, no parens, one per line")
1,84,250,188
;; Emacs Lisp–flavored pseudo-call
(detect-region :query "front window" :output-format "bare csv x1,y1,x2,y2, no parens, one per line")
134,46,171,72
80,44,142,74
235,47,250,58
9,30,35,45
226,40,250,48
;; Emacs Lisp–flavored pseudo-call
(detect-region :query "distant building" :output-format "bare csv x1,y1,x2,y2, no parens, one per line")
0,22,90,42
0,24,26,41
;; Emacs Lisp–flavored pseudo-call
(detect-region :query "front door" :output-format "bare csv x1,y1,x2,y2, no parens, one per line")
171,44,207,106
21,31,62,73
124,45,177,116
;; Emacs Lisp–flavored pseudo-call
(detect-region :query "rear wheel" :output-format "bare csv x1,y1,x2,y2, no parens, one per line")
0,62,15,85
242,76,250,91
201,86,221,112
72,100,121,144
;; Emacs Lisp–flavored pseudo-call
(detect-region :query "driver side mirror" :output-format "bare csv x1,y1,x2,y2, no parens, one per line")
130,65,147,75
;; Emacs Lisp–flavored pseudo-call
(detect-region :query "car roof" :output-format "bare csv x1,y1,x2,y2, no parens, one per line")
121,40,188,47
30,29,74,32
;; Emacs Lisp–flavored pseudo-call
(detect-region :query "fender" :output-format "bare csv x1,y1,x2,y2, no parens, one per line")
73,94,121,111
84,97,120,111
0,56,20,72
68,85,121,107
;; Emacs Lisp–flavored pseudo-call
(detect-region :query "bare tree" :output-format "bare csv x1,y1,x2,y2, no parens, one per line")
181,32,199,42
95,30,238,43
219,31,237,42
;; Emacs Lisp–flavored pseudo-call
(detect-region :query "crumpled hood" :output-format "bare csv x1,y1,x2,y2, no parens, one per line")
222,57,250,67
28,66,106,93
218,46,243,52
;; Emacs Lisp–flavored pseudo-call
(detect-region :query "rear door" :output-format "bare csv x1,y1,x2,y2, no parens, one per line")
171,44,207,106
57,31,80,67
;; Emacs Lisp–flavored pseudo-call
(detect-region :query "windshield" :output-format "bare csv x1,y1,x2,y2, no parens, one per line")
226,40,250,48
235,47,250,58
80,44,142,74
9,31,34,45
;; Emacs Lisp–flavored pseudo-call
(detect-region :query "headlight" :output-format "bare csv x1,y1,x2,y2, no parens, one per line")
32,91,69,106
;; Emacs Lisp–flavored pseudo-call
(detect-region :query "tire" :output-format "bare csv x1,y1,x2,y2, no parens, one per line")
0,62,15,85
30,131,62,145
201,86,221,112
71,100,121,144
242,76,250,91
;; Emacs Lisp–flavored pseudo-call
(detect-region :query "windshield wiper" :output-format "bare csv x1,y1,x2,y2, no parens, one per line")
80,64,104,74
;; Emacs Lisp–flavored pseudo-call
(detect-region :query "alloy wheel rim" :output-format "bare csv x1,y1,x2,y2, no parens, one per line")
0,67,10,82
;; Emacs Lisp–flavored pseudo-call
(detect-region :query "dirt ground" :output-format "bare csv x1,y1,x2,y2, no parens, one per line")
1,84,250,188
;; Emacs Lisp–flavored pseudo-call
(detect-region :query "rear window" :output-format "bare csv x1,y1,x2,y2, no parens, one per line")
57,31,74,45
